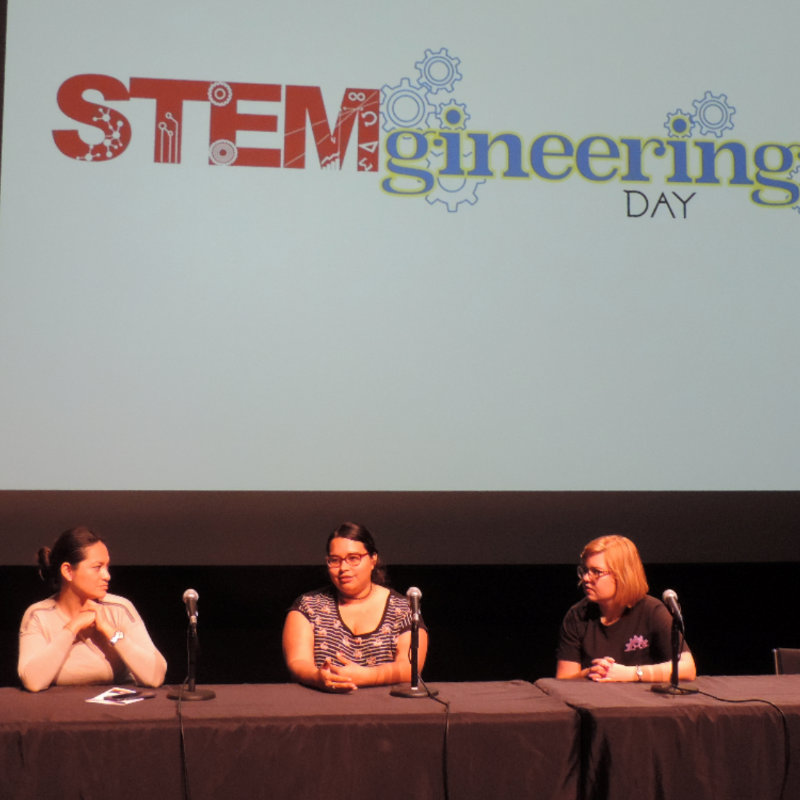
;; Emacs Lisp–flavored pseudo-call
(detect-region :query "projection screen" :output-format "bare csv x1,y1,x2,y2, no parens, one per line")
1,0,798,564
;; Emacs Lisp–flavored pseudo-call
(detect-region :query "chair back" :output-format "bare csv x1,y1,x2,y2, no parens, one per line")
773,647,800,674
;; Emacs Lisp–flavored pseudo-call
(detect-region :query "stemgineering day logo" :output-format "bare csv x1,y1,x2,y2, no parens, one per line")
52,48,800,216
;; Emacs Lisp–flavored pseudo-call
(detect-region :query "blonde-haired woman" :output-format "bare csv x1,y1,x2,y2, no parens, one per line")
556,535,696,683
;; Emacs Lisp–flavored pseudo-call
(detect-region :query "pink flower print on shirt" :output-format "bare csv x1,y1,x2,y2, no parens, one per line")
624,634,650,652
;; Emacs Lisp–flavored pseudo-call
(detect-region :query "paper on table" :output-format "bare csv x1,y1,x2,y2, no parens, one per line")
87,687,149,705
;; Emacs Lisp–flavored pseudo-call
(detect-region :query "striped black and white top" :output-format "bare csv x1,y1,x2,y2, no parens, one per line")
290,586,420,668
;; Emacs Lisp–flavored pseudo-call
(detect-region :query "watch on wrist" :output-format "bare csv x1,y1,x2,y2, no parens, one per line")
635,666,644,682
110,630,124,645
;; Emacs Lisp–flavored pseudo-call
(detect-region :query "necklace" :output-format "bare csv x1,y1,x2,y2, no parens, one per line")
338,582,374,604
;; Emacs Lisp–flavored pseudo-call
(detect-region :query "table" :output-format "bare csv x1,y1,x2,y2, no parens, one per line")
0,681,578,800
535,675,800,800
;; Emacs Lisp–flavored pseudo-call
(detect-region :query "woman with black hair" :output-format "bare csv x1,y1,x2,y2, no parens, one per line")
18,526,167,692
282,522,427,692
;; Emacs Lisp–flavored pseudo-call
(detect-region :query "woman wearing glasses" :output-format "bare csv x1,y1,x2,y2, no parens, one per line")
556,535,696,682
282,521,428,692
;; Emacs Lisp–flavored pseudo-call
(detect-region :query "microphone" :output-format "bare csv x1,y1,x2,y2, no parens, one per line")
662,589,684,632
652,588,698,695
183,588,199,625
391,586,437,698
168,587,216,701
407,586,421,621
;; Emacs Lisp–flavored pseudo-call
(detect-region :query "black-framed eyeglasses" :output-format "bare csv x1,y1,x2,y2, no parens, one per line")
326,553,369,569
577,565,613,581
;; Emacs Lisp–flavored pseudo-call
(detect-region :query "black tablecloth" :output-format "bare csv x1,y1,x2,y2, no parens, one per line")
7,676,795,800
0,680,578,800
536,675,800,800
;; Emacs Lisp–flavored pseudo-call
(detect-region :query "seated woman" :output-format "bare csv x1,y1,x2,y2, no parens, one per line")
282,521,428,692
556,534,696,683
18,526,167,692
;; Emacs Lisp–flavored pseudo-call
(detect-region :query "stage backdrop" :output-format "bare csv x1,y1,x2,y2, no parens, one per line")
0,1,798,565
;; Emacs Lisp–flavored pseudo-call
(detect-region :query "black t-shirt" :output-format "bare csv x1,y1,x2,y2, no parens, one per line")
556,594,690,668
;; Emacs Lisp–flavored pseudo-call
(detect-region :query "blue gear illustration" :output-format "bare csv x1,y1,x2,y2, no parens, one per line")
414,48,463,94
381,77,436,132
664,109,694,138
792,163,800,217
435,101,470,131
425,145,484,212
691,91,735,138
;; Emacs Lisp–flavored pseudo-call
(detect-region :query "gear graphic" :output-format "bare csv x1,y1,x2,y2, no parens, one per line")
435,101,470,131
208,82,234,107
380,77,436,132
414,48,463,94
691,91,735,138
382,49,477,211
425,146,484,212
664,109,694,138
209,139,237,165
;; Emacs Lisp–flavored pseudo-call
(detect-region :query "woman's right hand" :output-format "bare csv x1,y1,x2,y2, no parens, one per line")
65,604,97,636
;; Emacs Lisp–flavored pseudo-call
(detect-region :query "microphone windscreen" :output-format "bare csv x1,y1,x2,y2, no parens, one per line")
406,586,422,616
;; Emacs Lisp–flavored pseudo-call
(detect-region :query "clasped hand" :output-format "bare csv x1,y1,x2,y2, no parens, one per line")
588,657,631,682
67,600,115,641
317,655,366,692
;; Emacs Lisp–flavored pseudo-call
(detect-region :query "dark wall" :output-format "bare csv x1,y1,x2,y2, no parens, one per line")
2,562,795,688
1,490,799,565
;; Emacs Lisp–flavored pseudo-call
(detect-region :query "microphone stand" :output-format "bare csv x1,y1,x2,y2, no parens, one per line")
651,617,698,696
168,619,216,701
390,610,437,699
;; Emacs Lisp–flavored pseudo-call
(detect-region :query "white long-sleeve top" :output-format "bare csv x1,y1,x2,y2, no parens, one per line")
18,593,167,692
